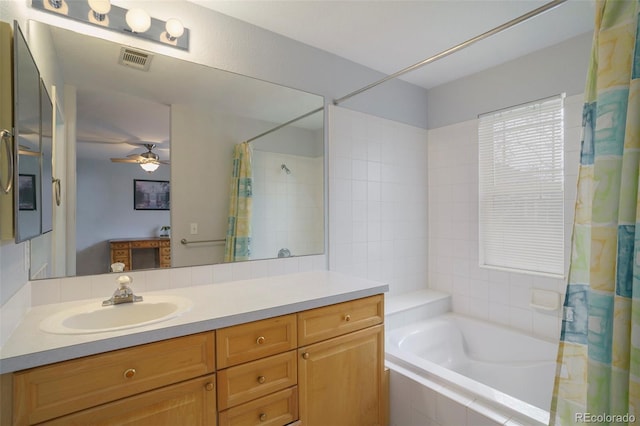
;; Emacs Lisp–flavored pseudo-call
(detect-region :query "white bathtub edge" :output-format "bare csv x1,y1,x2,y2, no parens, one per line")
385,289,451,316
385,359,549,426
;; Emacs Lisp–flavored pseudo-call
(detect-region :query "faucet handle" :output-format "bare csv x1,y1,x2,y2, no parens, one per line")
117,275,132,288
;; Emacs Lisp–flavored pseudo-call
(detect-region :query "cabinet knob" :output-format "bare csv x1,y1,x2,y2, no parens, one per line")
256,336,266,345
204,382,214,391
302,352,310,360
123,368,136,379
259,413,267,422
344,314,351,322
257,375,266,384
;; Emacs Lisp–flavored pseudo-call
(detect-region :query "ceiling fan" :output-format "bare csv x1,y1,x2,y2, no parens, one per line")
110,143,169,173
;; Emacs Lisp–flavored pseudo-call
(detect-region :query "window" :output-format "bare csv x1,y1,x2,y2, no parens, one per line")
478,94,565,277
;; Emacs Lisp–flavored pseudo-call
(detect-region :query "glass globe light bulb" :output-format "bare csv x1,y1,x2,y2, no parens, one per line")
140,162,159,173
165,18,184,40
126,8,151,33
88,0,111,14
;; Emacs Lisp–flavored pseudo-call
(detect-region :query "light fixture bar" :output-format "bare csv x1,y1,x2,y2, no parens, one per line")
31,0,190,51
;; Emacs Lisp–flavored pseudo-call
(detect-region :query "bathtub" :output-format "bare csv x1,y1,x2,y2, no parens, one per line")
385,313,558,425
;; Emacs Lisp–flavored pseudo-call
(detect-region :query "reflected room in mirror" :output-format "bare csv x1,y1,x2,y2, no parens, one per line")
26,20,325,280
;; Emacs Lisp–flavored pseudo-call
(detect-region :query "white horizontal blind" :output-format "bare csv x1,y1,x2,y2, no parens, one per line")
478,95,565,276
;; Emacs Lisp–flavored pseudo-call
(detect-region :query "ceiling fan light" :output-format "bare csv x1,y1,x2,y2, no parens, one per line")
126,8,151,33
140,162,159,173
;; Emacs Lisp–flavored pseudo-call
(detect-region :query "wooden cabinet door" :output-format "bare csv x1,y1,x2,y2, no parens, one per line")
298,325,384,426
42,375,217,426
13,332,215,424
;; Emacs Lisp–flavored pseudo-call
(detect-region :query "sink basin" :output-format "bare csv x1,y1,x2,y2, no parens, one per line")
40,295,193,335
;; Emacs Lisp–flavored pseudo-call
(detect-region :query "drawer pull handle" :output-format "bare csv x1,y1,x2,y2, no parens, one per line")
205,382,214,391
259,413,267,422
256,336,266,345
344,314,351,322
257,375,266,384
302,352,310,360
123,368,136,379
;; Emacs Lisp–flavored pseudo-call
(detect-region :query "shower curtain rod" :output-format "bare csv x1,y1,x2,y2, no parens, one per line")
246,106,324,144
333,0,568,105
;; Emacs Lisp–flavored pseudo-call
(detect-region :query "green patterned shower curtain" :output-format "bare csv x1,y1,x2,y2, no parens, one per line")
551,1,639,424
224,142,252,262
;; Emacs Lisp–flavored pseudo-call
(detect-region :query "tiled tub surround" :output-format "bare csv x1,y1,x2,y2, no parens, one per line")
0,269,386,374
328,105,430,297
384,289,451,331
426,94,583,340
386,313,558,426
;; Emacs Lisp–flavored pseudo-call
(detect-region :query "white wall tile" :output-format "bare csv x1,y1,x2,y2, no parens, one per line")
31,279,60,306
59,276,92,302
329,106,429,295
436,393,468,426
427,95,581,333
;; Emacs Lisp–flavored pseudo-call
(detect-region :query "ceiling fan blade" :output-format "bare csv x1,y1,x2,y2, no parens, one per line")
110,158,139,163
159,160,170,165
126,153,144,160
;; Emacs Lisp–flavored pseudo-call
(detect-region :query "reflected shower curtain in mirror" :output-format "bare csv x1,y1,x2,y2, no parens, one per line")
551,1,639,424
224,142,253,262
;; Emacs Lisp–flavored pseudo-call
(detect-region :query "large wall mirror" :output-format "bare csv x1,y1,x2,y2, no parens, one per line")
27,20,325,280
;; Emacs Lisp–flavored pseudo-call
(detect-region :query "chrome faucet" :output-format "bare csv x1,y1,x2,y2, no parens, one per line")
102,275,143,306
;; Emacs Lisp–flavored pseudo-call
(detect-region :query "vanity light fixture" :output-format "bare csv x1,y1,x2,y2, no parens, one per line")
31,0,190,51
88,0,111,23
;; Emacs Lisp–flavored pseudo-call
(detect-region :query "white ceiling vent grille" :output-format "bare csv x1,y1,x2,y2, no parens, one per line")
118,47,153,71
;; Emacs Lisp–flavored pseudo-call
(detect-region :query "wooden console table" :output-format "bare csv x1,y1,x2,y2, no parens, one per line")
109,237,171,271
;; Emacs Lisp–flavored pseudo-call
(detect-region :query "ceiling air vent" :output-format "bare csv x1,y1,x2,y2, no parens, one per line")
118,47,153,71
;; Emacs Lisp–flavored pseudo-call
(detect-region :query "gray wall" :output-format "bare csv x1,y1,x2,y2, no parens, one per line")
76,159,171,276
426,32,592,129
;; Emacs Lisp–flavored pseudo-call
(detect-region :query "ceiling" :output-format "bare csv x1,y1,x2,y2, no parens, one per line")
189,0,595,90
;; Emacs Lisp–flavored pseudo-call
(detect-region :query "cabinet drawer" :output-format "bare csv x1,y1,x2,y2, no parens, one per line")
160,240,170,247
110,242,129,249
298,295,383,345
217,315,296,369
218,386,298,426
13,332,215,425
112,249,129,257
41,374,217,426
218,350,297,410
160,247,171,255
132,240,159,248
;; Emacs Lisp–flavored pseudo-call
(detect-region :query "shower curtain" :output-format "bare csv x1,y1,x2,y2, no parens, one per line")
224,142,253,262
551,1,639,425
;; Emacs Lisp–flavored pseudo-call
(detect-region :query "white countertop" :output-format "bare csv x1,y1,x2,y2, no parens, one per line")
0,271,388,374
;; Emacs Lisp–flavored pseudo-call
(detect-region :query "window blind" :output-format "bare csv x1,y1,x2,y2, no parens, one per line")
478,94,565,276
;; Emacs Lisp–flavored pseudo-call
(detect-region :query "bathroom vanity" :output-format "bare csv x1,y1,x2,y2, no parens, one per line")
0,271,388,426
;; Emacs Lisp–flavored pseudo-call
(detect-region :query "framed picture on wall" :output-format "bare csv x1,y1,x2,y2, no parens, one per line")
134,179,170,210
18,174,37,211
